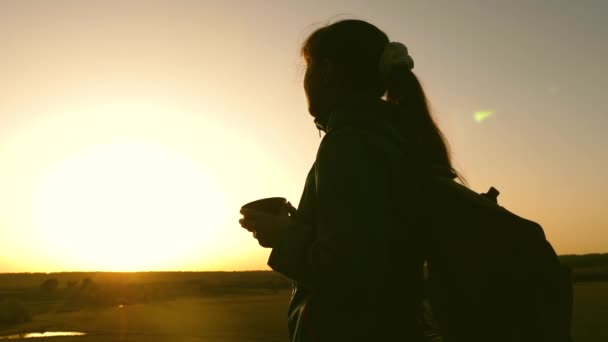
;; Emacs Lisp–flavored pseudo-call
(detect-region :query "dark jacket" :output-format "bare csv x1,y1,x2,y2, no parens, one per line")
268,99,444,341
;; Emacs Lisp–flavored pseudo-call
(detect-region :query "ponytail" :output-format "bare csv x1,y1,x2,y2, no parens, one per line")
386,64,464,182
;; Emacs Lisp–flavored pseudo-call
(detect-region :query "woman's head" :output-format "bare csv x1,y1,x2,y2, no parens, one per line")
302,20,389,119
301,19,462,181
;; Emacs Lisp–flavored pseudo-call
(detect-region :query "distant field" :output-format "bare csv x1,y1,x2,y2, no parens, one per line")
0,284,606,342
0,271,292,341
0,268,607,341
1,291,292,342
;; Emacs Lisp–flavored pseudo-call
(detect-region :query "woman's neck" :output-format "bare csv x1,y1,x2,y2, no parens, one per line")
313,94,381,132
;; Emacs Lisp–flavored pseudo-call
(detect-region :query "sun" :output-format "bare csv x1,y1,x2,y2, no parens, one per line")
30,141,229,271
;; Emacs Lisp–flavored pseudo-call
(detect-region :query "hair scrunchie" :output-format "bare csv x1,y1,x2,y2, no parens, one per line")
378,42,414,79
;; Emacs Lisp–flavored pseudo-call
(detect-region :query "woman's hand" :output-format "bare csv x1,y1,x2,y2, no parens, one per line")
239,203,297,248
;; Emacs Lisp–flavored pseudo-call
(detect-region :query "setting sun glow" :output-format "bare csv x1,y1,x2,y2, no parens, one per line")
30,141,227,271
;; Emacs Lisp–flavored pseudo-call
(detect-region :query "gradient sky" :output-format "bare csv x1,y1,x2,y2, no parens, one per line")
1,0,606,272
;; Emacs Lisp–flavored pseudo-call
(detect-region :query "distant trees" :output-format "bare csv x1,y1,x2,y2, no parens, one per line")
40,278,59,292
80,277,94,290
560,253,608,268
561,254,608,282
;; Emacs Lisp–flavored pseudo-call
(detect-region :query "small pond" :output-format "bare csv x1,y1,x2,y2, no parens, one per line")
0,332,86,339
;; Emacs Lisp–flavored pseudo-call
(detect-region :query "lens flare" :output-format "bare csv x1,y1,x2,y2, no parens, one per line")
474,110,494,123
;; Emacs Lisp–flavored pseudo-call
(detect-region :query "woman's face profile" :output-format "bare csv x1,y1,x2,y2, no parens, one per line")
303,60,320,117
303,59,333,120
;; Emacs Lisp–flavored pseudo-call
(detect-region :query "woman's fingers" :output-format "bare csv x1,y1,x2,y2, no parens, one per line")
239,217,265,243
239,218,256,232
286,202,298,216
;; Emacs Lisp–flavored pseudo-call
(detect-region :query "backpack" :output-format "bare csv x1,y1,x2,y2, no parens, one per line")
352,122,573,342
328,108,574,342
419,178,574,342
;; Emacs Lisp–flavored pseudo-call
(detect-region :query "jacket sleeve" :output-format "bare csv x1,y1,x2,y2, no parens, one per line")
268,127,394,297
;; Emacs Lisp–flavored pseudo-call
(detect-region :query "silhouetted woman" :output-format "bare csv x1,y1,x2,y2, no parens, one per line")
240,19,460,341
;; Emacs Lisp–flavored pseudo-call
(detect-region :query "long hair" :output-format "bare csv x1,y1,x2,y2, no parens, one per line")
302,19,462,181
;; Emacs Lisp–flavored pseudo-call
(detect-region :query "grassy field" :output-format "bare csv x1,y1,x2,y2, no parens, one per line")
572,282,608,342
1,291,292,342
0,272,606,341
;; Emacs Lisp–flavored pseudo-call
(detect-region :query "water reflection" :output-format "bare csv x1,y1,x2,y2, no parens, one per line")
0,332,86,339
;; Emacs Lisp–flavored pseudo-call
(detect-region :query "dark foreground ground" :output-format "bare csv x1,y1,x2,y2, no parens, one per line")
0,257,607,341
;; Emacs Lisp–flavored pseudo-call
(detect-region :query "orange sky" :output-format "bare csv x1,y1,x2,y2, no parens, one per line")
0,1,606,272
